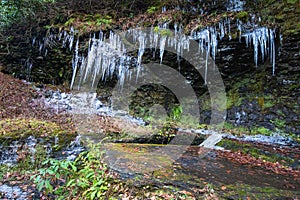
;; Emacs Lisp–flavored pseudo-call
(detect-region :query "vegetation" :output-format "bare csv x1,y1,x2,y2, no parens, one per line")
217,139,295,166
235,11,249,22
147,6,158,14
0,0,55,28
32,143,111,199
0,118,75,147
254,0,300,36
156,105,182,143
0,0,299,199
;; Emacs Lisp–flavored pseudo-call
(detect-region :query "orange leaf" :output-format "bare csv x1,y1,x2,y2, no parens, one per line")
221,186,227,190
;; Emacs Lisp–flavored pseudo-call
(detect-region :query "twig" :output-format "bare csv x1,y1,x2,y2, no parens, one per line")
129,0,136,10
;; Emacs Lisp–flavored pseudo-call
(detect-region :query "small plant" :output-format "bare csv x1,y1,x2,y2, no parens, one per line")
157,105,182,144
236,11,249,22
169,105,182,121
153,26,173,37
32,143,111,199
147,6,158,14
255,126,272,136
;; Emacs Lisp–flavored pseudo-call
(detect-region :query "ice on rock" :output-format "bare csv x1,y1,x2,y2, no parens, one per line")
242,27,276,74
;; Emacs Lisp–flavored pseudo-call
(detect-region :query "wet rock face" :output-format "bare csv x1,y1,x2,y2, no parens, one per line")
221,33,300,135
129,84,179,118
0,46,73,85
0,1,298,135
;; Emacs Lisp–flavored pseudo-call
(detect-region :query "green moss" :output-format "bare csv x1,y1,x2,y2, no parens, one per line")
64,17,75,26
226,89,243,109
160,29,173,37
255,127,272,136
147,6,158,14
217,139,295,165
222,183,298,199
263,99,275,109
271,118,286,129
153,26,173,37
0,118,75,146
222,122,250,136
56,13,114,32
256,0,300,36
287,0,298,4
236,11,249,22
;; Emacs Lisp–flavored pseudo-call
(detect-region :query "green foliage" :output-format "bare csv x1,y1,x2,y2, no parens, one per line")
223,122,250,136
169,105,182,121
287,0,298,4
147,6,158,14
0,0,55,28
32,143,110,199
153,26,173,37
263,99,275,109
226,89,243,109
236,11,249,22
95,17,112,26
271,118,286,130
0,143,48,185
64,17,75,27
254,126,272,136
157,105,182,143
60,13,113,31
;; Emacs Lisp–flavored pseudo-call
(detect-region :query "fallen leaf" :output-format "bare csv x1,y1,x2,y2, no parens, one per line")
221,186,226,190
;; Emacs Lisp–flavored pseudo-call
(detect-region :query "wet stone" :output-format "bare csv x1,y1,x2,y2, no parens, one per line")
0,184,28,200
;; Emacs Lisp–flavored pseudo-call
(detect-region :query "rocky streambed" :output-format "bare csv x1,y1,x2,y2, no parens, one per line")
0,71,300,198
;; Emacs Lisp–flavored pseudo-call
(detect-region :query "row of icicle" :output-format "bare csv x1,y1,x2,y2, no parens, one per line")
31,14,277,90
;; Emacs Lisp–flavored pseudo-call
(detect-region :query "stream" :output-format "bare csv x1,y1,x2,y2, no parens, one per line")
1,0,299,198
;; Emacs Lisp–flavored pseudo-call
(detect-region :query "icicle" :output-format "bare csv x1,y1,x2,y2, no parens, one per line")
152,28,159,59
210,27,217,60
174,23,178,34
270,29,276,75
69,34,74,51
245,34,250,48
32,37,36,46
204,49,209,85
159,35,167,64
237,21,242,42
54,136,59,146
242,27,277,73
137,30,146,66
44,49,48,57
253,30,259,67
39,42,43,55
83,38,96,82
62,31,68,48
71,38,79,89
219,21,225,40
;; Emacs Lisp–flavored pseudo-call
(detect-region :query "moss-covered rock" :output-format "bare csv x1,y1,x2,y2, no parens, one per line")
0,118,75,147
